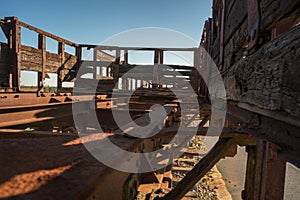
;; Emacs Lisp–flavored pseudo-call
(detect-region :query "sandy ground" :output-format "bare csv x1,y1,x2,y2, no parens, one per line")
217,147,247,200
284,163,300,200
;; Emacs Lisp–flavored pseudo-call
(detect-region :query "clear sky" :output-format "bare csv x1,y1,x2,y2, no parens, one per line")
0,0,213,86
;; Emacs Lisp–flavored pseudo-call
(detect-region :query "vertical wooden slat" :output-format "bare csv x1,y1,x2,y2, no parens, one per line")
7,17,21,91
219,0,225,71
75,46,82,72
260,142,286,200
247,0,260,51
38,34,46,92
114,49,120,83
93,48,98,79
243,140,286,200
124,50,128,64
159,50,164,64
153,50,159,88
57,42,65,89
122,78,127,90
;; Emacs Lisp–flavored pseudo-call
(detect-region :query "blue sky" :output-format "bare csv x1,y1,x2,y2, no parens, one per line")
0,0,212,86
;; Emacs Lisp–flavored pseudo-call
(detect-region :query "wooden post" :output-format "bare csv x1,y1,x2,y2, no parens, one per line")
193,49,201,95
114,49,120,84
93,48,98,79
243,140,286,200
75,46,82,72
159,50,164,64
6,17,21,91
124,50,128,64
219,0,225,71
153,50,159,88
122,78,127,90
38,34,46,93
57,42,65,90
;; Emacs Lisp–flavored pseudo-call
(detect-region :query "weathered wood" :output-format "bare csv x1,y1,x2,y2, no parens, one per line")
243,141,286,200
260,0,300,32
247,0,260,51
18,44,77,73
81,45,197,52
94,49,115,62
16,19,78,47
7,17,21,91
223,19,247,71
0,42,9,87
156,138,236,200
227,103,300,165
57,42,65,88
224,0,248,44
38,34,46,91
223,25,300,117
114,49,120,83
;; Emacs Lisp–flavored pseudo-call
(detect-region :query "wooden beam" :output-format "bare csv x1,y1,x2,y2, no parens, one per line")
75,46,82,73
159,50,164,64
223,25,300,117
227,103,300,165
38,34,46,92
57,42,65,89
243,140,286,200
6,17,21,91
124,50,128,64
93,48,98,79
114,49,120,83
81,44,198,52
17,20,78,47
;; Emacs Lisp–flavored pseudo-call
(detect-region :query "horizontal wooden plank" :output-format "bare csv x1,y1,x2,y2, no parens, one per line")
223,19,248,71
20,44,77,73
224,0,247,44
18,20,78,47
81,44,198,52
223,25,300,117
260,0,300,31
